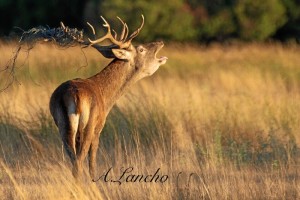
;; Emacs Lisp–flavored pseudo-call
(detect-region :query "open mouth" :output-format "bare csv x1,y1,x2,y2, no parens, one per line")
155,44,168,64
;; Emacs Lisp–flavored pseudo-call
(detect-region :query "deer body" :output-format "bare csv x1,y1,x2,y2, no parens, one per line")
49,16,167,179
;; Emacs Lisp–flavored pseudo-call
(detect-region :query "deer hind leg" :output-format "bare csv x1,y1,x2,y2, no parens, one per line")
72,118,96,179
88,122,104,180
88,134,100,180
53,106,76,164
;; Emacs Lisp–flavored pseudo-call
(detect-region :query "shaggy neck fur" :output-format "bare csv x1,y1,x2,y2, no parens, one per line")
89,59,139,112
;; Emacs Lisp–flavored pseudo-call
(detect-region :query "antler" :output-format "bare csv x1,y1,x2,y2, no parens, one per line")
87,15,144,49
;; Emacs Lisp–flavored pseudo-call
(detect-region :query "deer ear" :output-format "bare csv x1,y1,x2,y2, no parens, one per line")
112,49,132,60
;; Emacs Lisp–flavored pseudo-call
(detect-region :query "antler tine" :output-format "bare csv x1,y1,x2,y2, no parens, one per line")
60,22,66,30
100,16,110,31
123,23,129,42
86,22,96,35
127,14,144,42
112,29,118,40
117,16,127,41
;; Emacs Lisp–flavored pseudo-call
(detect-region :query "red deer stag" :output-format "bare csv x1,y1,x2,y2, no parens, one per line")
49,15,168,179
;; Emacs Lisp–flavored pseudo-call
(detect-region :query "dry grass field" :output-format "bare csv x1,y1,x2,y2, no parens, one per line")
0,42,299,199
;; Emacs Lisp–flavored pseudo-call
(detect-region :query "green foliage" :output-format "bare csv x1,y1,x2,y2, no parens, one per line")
234,0,287,40
0,0,300,42
98,0,197,41
281,0,300,19
199,9,237,40
276,0,300,41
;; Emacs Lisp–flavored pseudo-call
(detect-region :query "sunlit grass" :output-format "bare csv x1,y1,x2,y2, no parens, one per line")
0,42,299,199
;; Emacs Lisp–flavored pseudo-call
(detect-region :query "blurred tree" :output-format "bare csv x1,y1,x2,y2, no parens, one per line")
0,0,86,36
96,0,197,42
198,8,237,41
187,0,299,42
190,0,236,14
187,0,237,41
0,0,299,42
274,0,300,41
234,0,287,40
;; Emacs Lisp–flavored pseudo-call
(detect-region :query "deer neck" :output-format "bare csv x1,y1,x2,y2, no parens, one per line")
89,59,138,112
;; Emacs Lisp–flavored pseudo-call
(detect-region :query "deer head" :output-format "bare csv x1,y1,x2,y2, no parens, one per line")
83,15,168,79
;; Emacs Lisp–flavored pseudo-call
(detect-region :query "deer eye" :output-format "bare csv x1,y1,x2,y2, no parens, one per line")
139,48,144,53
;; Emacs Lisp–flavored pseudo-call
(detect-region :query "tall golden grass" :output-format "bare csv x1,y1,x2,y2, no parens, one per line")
0,42,299,199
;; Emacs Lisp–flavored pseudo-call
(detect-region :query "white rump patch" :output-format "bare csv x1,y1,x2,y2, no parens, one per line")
79,99,90,131
68,100,79,154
